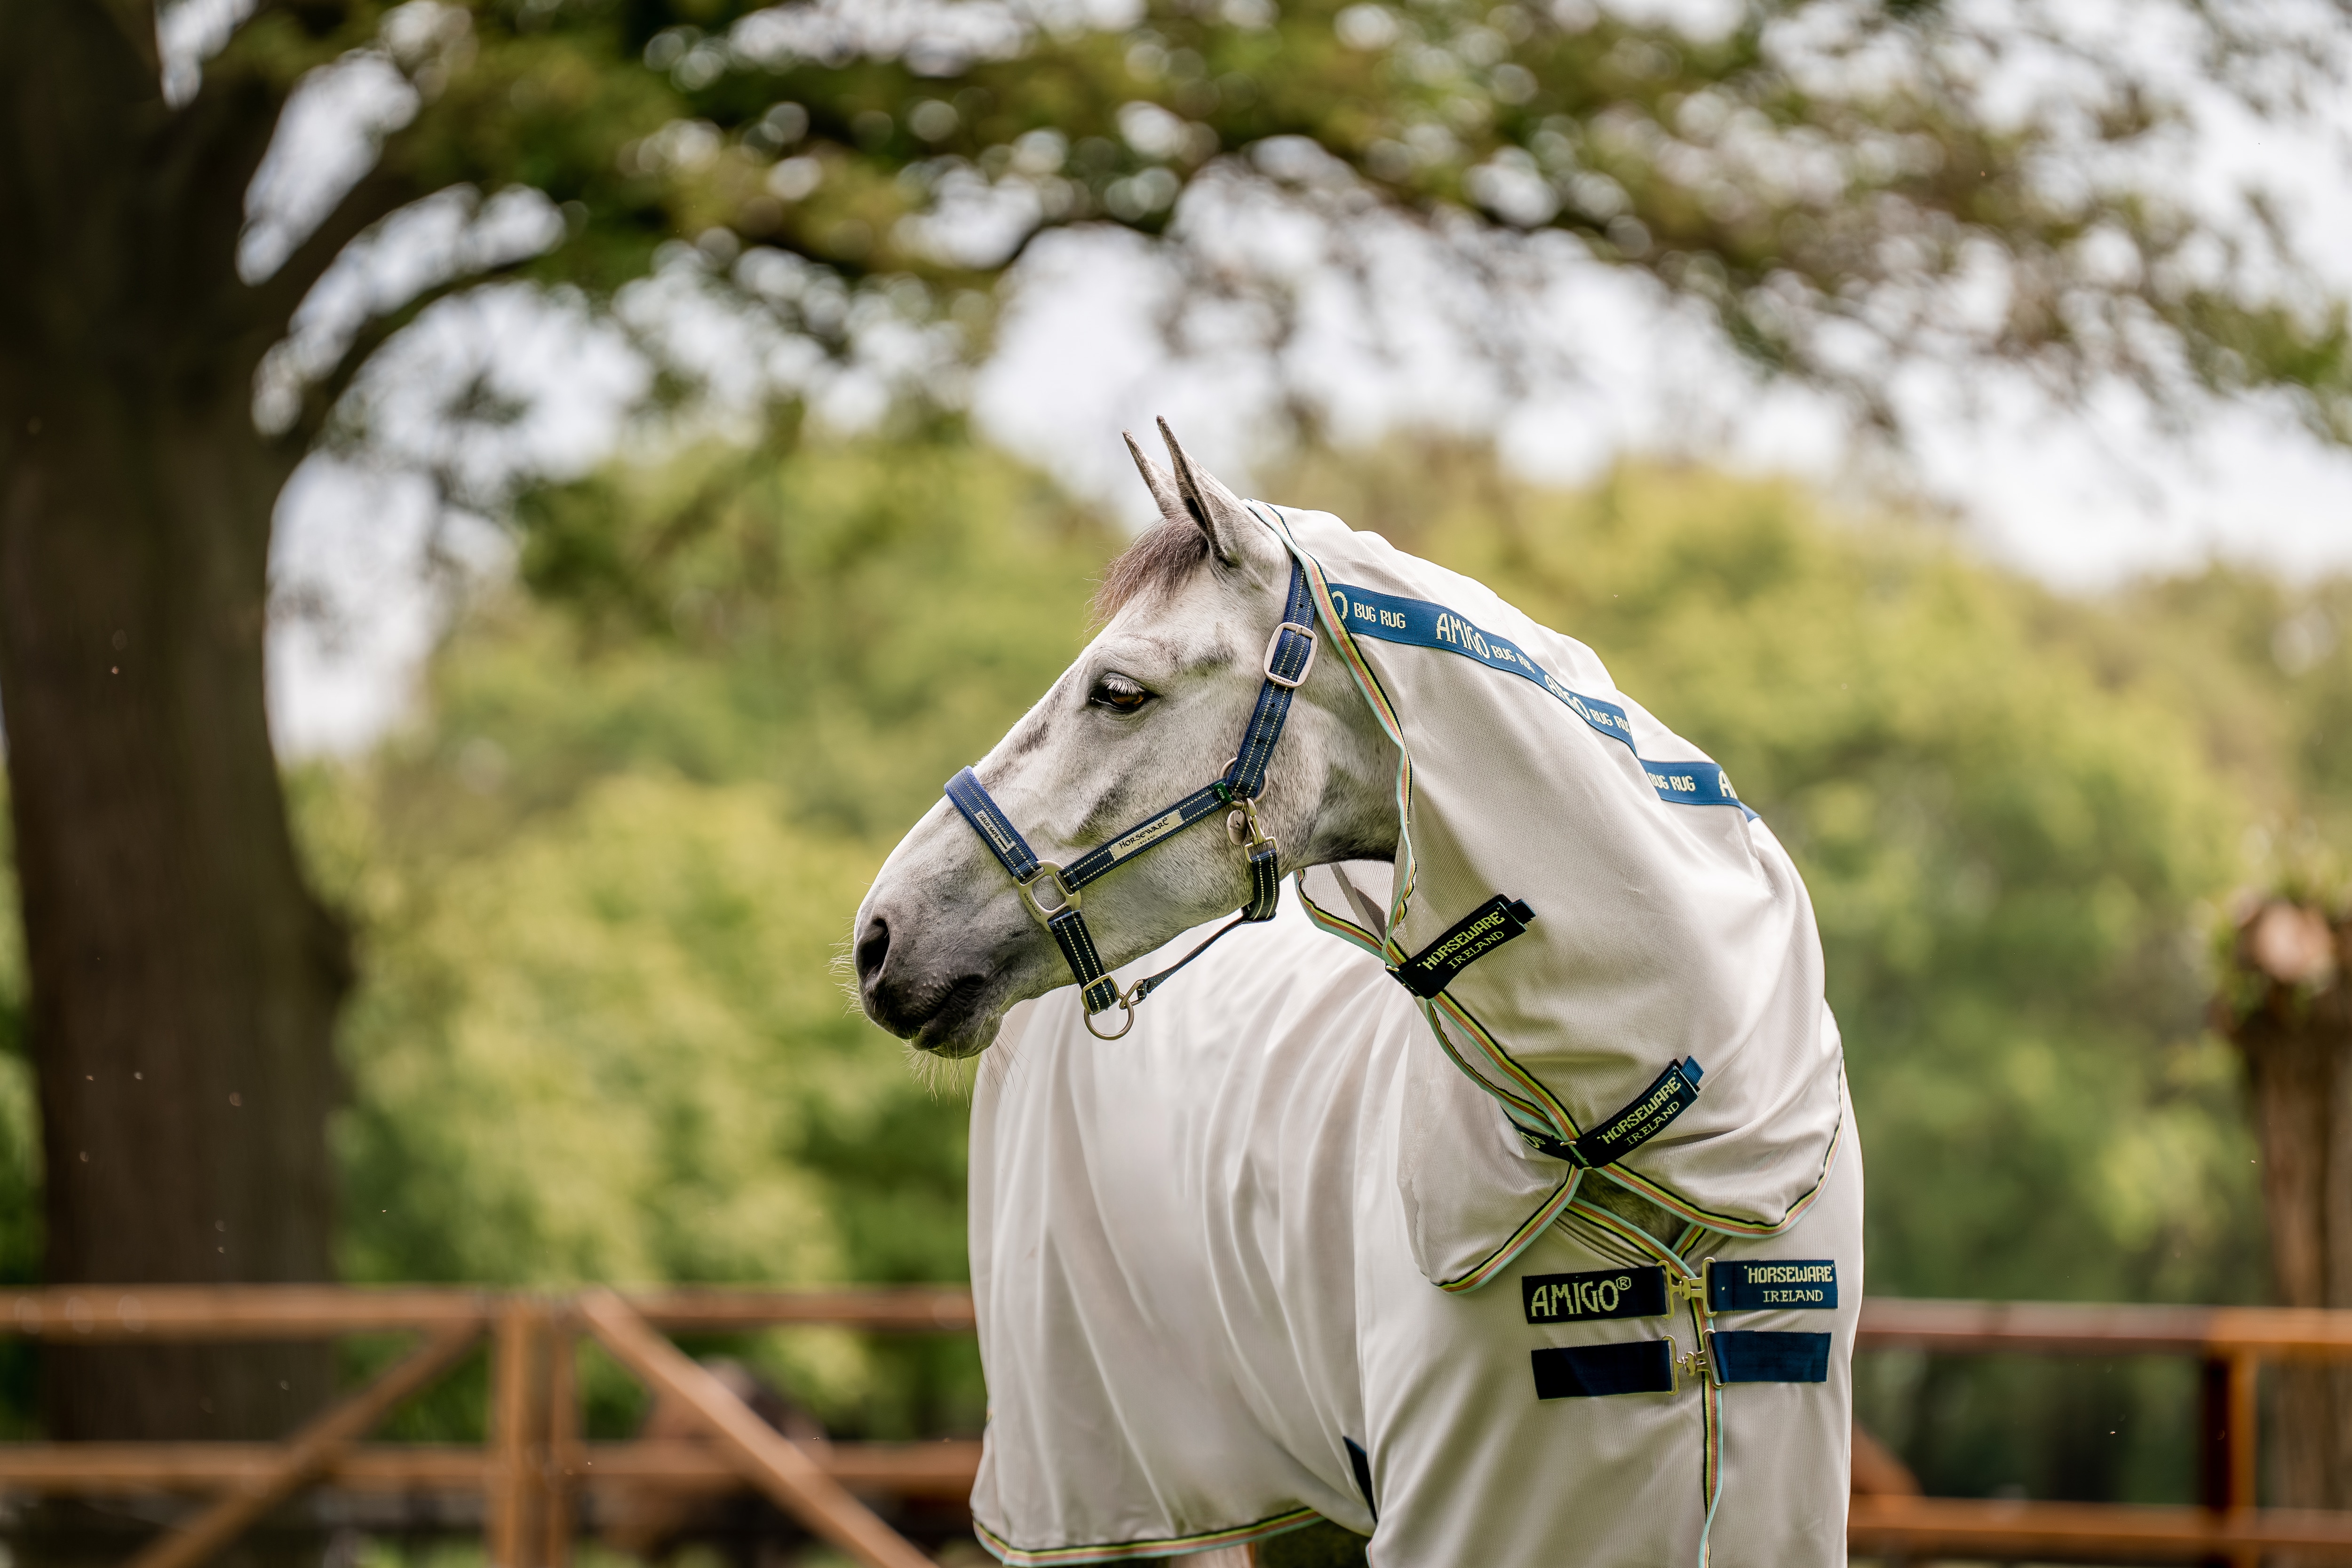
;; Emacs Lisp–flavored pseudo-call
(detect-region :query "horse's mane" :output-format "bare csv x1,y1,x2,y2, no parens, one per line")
1093,517,1209,622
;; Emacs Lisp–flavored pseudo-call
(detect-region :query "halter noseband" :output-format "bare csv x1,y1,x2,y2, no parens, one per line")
945,557,1319,1039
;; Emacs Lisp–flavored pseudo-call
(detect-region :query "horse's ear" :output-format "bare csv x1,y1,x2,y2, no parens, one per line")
1157,417,1259,569
1122,431,1188,529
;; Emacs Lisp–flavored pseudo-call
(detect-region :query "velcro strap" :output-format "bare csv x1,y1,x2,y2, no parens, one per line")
1708,1259,1838,1313
945,767,1040,881
1522,1267,1667,1324
1390,894,1536,998
1530,1340,1676,1399
1708,1330,1831,1383
1515,1056,1705,1169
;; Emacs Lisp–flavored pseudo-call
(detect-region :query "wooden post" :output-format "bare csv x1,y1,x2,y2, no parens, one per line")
490,1298,553,1568
577,1289,935,1568
544,1319,579,1568
2219,896,2352,1520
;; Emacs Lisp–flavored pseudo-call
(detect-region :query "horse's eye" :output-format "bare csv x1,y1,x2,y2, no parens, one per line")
1089,673,1152,714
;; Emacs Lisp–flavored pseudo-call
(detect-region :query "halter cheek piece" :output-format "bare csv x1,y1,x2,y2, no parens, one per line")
946,559,1319,1040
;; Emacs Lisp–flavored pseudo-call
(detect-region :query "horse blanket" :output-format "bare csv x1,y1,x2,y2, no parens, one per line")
968,892,1864,1567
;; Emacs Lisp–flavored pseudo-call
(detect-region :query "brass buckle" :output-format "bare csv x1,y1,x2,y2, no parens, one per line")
1019,863,1079,927
1262,620,1317,690
1675,1342,1713,1390
1669,1263,1710,1314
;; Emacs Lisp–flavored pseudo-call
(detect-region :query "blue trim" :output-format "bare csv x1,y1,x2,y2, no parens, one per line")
1323,582,1756,818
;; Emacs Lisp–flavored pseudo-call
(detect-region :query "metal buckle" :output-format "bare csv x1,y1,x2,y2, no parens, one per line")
1019,863,1078,927
1261,621,1317,690
1225,796,1277,857
1675,1343,1713,1390
1669,1264,1710,1314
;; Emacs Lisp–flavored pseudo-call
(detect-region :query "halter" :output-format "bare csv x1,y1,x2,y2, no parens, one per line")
945,558,1319,1039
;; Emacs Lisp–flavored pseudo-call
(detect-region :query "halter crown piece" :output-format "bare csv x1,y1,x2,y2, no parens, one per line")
945,557,1319,1039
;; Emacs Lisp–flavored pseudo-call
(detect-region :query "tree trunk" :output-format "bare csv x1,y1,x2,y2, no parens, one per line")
0,375,347,1442
2220,899,2352,1510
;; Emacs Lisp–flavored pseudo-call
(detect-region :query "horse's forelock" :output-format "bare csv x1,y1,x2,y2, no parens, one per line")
1093,518,1210,623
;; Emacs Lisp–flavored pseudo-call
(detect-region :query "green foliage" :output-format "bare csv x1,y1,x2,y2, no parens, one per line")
305,435,1117,1438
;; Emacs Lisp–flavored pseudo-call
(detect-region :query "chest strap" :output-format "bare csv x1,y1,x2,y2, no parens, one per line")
1512,1056,1704,1170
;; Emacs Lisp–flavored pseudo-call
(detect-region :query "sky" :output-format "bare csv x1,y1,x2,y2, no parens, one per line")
260,2,2352,758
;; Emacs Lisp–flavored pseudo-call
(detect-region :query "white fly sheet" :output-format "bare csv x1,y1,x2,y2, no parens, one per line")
969,898,1863,1566
964,505,1858,1564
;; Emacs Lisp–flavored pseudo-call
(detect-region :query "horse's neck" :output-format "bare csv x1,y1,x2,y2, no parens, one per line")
1292,667,1404,869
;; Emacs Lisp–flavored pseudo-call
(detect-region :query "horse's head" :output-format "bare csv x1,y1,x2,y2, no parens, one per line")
853,422,1399,1057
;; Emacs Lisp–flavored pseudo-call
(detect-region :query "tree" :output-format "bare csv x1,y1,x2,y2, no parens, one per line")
3,0,2346,1448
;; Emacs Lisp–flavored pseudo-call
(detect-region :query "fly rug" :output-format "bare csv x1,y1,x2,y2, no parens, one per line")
854,423,1860,1568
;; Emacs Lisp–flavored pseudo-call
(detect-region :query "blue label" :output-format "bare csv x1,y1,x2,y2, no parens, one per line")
1326,583,1749,816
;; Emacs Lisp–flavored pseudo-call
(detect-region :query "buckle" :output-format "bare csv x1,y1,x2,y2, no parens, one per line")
1262,621,1317,690
1225,796,1277,857
1019,863,1079,927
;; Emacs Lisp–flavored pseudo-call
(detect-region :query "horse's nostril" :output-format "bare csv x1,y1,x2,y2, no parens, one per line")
854,916,891,989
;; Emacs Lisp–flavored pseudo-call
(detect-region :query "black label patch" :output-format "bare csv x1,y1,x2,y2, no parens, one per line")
1391,895,1536,998
1708,1259,1838,1313
1576,1057,1704,1168
1522,1266,1668,1324
1531,1339,1676,1399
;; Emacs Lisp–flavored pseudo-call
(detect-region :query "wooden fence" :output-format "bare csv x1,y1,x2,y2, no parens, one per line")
4,1286,2352,1566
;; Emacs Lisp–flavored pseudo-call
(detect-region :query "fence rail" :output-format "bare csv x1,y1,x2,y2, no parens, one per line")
1,1287,2348,1565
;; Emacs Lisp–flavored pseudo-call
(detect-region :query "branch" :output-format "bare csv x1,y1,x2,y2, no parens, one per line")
241,165,422,341
283,253,536,451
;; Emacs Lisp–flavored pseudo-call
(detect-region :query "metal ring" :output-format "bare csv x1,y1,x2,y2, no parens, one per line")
1083,992,1136,1040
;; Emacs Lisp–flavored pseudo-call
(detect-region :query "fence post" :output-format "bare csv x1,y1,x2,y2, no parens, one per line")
544,1315,579,1568
490,1298,554,1568
2200,1352,2262,1568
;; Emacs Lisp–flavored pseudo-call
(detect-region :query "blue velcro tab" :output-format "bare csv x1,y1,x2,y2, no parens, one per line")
1522,1267,1668,1325
1708,1259,1838,1313
1530,1339,1676,1398
1709,1330,1831,1384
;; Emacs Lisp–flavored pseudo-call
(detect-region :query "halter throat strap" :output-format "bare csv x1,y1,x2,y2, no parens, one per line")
944,556,1318,1033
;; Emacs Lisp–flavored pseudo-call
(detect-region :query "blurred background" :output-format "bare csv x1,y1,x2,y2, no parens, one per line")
8,0,2352,1563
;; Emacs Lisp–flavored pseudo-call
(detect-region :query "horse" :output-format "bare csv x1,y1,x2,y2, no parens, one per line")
855,425,1860,1567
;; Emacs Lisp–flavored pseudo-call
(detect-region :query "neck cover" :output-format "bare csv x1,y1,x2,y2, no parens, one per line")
1258,503,1846,1290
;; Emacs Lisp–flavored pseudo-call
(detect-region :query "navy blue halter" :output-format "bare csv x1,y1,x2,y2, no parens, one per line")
945,559,1319,1038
